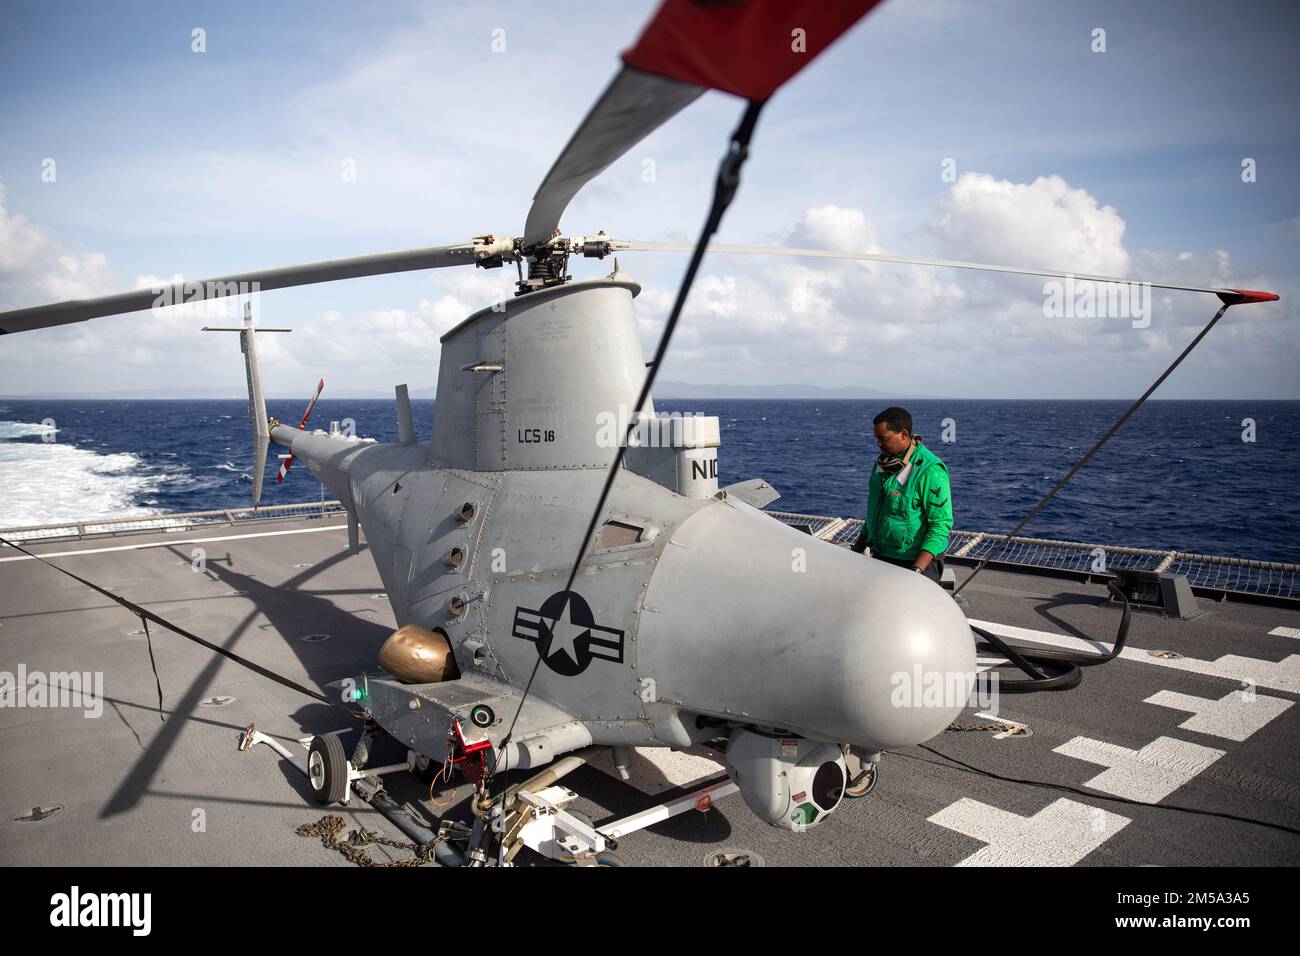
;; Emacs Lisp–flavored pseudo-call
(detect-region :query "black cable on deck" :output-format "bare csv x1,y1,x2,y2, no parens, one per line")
0,532,359,719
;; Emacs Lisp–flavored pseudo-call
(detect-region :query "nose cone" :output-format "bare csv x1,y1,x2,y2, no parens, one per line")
638,499,976,749
836,564,977,749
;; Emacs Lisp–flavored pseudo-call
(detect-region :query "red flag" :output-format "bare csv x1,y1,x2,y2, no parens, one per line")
623,0,881,101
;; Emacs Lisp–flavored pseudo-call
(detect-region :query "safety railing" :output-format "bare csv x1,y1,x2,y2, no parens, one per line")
0,500,347,543
766,512,1300,601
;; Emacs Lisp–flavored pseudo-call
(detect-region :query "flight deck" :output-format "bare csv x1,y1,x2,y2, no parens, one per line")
2,506,1297,867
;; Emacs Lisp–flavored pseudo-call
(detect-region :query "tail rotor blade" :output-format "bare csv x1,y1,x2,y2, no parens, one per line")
277,378,325,483
297,378,326,429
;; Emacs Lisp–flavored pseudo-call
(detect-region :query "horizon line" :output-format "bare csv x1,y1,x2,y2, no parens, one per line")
3,394,1297,403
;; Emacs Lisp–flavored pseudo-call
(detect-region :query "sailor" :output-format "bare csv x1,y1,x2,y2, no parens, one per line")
850,406,952,584
842,407,955,798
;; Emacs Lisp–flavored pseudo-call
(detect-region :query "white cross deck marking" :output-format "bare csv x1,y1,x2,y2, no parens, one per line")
1144,689,1292,742
1053,735,1224,803
969,618,1300,692
928,797,1130,866
1132,651,1300,693
1268,626,1300,639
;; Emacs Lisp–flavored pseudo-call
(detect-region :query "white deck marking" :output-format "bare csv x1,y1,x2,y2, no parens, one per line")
1053,735,1224,803
1268,626,1300,639
968,618,1111,654
1144,689,1293,742
970,618,1300,693
929,797,1129,866
1129,652,1300,693
0,524,349,563
587,745,726,796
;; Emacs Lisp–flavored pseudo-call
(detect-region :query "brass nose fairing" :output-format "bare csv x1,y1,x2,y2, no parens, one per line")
378,624,460,684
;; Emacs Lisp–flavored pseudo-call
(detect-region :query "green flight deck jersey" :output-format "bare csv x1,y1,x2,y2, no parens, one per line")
861,440,953,562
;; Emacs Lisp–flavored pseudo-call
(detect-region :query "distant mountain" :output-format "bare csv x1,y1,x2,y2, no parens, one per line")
652,381,934,400
1,381,930,401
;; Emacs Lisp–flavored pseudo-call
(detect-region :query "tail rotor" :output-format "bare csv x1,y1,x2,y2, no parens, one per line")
277,377,325,483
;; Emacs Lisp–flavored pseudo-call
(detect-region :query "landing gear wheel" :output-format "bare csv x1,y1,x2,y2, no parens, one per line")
308,734,349,805
594,851,626,867
843,762,879,799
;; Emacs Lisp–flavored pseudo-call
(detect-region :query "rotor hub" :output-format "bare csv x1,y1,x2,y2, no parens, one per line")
470,231,620,296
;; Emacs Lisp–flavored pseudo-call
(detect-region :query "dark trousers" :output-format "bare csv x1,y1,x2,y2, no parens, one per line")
871,552,944,585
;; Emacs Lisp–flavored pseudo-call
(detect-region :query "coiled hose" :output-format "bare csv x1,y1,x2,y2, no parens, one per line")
968,580,1132,692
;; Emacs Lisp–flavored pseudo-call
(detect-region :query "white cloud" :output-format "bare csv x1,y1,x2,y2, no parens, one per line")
0,177,116,308
924,172,1131,276
788,205,881,253
2,168,1291,400
0,179,520,394
0,222,258,388
643,174,1292,396
298,270,514,376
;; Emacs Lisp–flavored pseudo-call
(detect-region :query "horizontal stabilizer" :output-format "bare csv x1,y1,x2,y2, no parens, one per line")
721,478,781,509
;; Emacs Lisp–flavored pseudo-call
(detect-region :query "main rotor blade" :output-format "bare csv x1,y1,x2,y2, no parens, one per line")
617,241,1281,303
522,0,880,250
522,68,702,249
0,242,479,334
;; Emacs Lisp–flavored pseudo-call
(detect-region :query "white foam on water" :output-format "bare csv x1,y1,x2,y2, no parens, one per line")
0,421,58,440
0,421,163,527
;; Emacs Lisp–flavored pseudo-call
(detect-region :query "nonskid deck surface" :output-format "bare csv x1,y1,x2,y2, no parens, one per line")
2,513,1297,867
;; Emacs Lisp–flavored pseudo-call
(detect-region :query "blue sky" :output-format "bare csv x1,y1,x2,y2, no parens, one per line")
1,0,1296,398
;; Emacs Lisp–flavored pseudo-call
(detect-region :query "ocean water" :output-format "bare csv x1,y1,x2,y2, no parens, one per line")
1,398,1296,564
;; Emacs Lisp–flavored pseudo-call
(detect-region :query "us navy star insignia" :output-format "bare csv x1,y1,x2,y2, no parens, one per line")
512,589,624,676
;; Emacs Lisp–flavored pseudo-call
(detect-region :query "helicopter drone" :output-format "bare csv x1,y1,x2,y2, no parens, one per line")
0,0,1278,861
